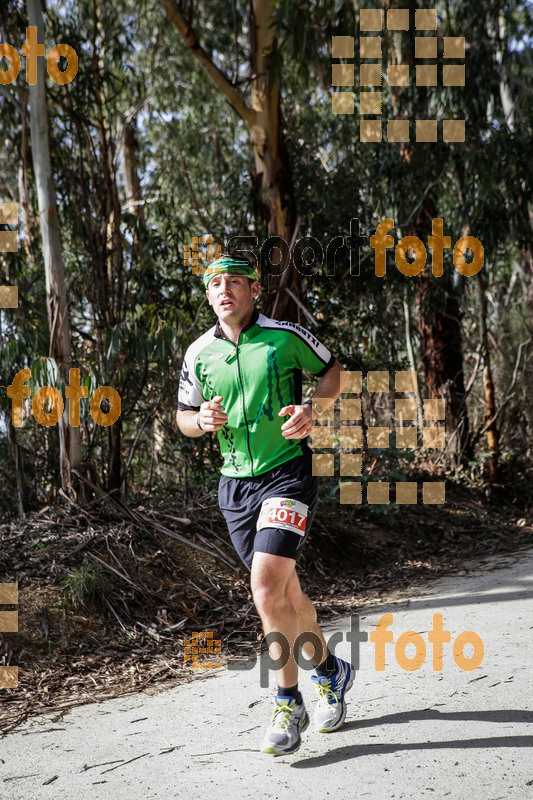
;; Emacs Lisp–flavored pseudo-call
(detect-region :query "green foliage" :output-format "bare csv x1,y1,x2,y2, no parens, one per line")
1,0,532,514
60,562,112,609
117,631,136,647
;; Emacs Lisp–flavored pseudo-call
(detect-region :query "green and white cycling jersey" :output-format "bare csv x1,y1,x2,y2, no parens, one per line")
178,309,335,477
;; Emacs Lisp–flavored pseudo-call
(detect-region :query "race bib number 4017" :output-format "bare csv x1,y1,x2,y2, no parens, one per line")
256,497,308,536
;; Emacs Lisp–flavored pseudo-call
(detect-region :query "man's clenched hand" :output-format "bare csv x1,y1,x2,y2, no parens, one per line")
279,404,313,439
198,395,228,431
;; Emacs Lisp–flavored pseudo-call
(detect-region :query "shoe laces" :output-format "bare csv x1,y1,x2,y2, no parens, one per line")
314,677,339,706
271,701,294,730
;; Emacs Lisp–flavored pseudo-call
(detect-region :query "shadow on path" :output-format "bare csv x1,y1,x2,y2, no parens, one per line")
349,708,533,728
289,706,533,767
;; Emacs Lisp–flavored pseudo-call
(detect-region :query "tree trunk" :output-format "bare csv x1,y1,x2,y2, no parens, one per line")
107,417,122,494
91,0,124,493
161,0,299,320
249,0,299,320
122,120,145,222
5,410,29,514
416,273,471,462
478,270,499,482
92,0,124,329
490,11,533,315
27,0,82,494
403,289,423,431
495,11,515,131
389,0,471,462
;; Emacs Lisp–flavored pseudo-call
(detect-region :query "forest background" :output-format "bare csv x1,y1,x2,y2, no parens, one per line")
0,0,532,723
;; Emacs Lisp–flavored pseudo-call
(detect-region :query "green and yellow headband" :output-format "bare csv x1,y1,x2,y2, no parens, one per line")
202,256,259,288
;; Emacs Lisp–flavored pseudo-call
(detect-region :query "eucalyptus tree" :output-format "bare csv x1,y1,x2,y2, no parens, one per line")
159,0,356,321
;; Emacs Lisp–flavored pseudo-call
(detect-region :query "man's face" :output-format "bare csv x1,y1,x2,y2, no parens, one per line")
206,273,259,322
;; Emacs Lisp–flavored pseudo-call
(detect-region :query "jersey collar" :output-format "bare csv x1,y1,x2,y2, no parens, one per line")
214,308,259,339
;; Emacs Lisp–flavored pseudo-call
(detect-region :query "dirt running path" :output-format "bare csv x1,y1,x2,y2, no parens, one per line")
2,548,532,800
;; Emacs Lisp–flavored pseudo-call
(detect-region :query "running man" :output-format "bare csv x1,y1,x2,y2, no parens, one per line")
176,254,354,755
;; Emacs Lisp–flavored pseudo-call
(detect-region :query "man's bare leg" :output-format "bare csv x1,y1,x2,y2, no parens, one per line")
250,551,329,689
286,568,331,668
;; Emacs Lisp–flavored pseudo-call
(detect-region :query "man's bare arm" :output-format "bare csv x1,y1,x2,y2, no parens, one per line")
309,359,347,419
176,409,205,438
279,360,347,439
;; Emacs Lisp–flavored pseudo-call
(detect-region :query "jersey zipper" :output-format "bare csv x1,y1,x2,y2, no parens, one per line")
235,332,255,477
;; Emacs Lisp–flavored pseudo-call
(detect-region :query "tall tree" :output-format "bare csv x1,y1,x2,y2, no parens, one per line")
384,0,471,461
26,0,82,493
160,0,300,320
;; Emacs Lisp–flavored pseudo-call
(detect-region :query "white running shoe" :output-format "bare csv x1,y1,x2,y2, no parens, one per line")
311,657,355,732
260,695,309,755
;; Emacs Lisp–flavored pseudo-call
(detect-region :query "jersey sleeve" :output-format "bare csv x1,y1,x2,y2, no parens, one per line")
177,348,206,411
289,323,336,376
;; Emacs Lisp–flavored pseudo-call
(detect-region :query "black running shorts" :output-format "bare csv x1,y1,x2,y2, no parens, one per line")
218,453,319,572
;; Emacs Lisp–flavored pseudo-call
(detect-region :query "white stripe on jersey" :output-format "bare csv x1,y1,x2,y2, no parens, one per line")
255,313,332,366
178,325,217,408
